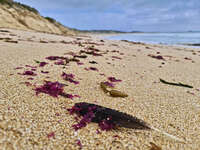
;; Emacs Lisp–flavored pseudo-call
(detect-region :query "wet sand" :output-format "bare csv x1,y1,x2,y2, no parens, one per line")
0,28,200,150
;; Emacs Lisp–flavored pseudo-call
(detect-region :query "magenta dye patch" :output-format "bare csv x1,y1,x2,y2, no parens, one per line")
108,77,122,82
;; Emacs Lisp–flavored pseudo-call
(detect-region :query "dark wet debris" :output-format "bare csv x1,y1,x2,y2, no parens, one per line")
85,67,99,71
160,78,193,88
148,54,165,60
68,102,150,131
39,62,48,67
108,77,122,82
112,56,122,60
41,71,49,74
62,72,80,85
22,71,37,76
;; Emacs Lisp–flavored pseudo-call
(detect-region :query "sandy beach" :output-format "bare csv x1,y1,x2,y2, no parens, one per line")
0,28,200,150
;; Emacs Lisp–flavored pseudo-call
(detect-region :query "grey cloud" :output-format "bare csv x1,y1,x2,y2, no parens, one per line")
15,0,200,31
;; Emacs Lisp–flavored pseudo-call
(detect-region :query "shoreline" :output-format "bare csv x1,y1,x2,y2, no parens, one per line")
0,28,200,149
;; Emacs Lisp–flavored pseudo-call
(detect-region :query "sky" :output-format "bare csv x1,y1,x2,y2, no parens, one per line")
14,0,200,32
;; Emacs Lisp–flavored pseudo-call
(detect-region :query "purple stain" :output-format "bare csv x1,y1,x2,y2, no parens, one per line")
31,68,36,71
108,77,122,82
39,62,48,67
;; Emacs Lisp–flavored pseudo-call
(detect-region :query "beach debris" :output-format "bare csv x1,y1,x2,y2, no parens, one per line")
85,67,99,71
148,54,165,60
89,61,98,64
27,77,34,80
74,55,87,59
15,67,23,70
40,40,48,43
100,82,111,93
76,139,82,149
54,60,65,65
34,60,40,64
149,142,162,150
109,90,128,98
112,56,122,60
35,81,74,98
39,62,48,67
25,65,37,69
62,72,79,85
108,77,122,82
160,78,193,88
41,71,49,74
22,71,37,76
68,102,150,131
76,62,84,65
47,132,55,139
69,58,80,62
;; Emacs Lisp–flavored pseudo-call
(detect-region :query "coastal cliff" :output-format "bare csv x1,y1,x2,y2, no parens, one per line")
0,0,76,35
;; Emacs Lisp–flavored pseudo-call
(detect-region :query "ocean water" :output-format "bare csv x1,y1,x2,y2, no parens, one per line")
104,32,200,47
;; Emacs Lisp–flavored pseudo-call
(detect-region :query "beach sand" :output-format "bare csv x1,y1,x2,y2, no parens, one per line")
0,28,200,150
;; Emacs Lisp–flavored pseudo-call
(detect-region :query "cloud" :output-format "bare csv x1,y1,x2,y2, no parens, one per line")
14,0,200,31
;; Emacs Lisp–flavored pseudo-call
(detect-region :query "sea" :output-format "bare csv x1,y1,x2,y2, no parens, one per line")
104,32,200,48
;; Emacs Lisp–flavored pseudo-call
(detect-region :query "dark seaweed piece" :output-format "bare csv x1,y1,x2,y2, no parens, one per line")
68,102,150,130
108,77,122,82
150,142,162,150
74,55,87,59
89,61,98,64
148,54,165,60
160,78,193,88
39,62,48,67
34,60,40,64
